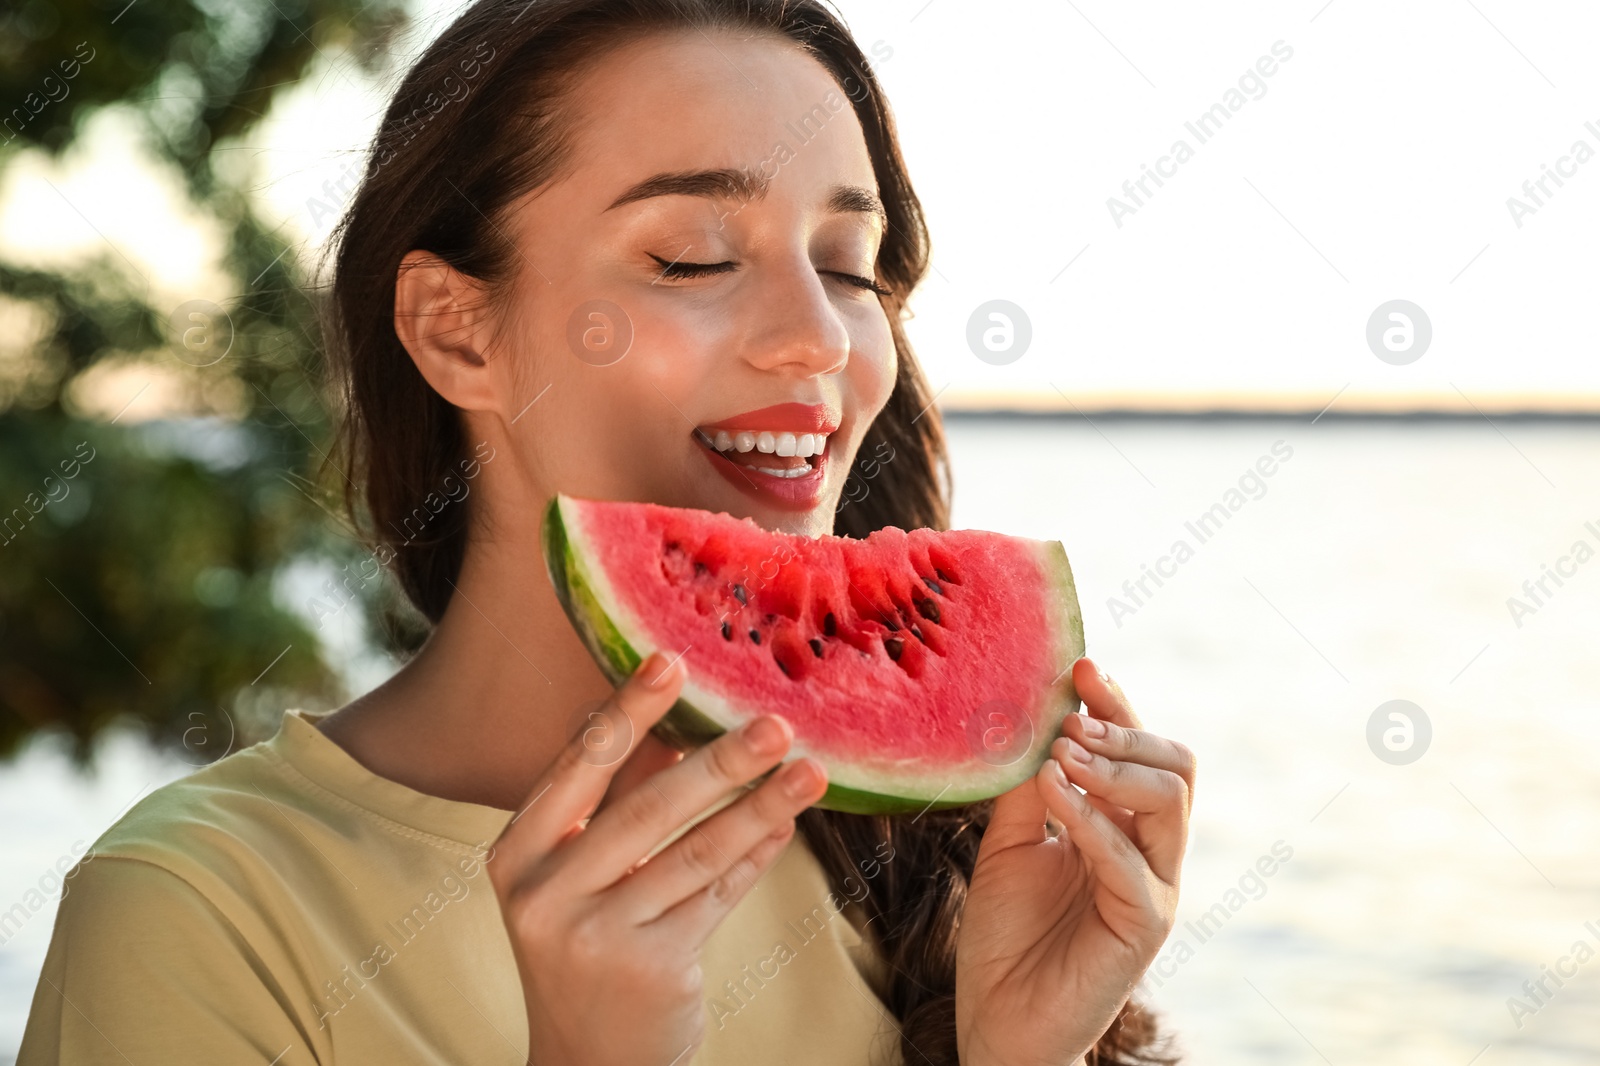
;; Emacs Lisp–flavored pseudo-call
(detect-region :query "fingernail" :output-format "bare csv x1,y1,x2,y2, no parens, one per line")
1049,759,1070,790
1079,715,1106,738
1067,739,1093,765
743,715,787,755
782,759,819,798
641,652,674,688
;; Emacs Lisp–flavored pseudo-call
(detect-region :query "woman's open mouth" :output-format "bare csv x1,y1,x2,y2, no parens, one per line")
699,428,830,476
693,403,838,510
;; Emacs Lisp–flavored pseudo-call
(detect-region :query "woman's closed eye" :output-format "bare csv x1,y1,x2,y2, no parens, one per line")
648,254,733,282
648,254,892,296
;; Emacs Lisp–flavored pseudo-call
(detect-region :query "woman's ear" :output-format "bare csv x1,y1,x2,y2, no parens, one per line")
394,250,502,413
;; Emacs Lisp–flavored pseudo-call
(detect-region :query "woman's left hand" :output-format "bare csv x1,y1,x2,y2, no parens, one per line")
954,657,1195,1066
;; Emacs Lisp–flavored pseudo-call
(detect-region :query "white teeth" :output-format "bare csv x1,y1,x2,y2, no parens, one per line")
754,466,811,479
699,428,832,457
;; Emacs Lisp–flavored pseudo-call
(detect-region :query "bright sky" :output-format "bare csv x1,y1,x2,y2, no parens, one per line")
3,0,1597,413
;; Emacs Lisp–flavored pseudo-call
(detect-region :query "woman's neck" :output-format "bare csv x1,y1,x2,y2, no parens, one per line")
315,526,614,812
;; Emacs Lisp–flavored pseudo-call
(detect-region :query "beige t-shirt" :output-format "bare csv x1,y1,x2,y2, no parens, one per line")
18,710,903,1065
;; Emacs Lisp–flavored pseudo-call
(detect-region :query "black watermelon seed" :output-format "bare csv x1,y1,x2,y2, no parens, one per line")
733,584,747,605
884,617,899,632
922,576,943,595
809,638,824,657
884,637,904,661
721,621,732,640
911,626,924,642
749,629,761,645
823,612,837,636
694,562,708,576
915,597,941,624
934,567,952,583
776,659,790,676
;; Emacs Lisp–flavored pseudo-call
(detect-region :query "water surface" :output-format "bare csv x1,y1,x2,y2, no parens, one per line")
3,418,1597,1064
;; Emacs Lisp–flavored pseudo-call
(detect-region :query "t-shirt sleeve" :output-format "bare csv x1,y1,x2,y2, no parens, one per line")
17,855,316,1065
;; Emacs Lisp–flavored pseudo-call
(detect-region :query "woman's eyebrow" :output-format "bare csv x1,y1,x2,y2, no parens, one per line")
825,183,888,228
605,168,886,228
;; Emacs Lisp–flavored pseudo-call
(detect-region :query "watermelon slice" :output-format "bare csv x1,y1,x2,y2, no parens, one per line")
542,494,1085,815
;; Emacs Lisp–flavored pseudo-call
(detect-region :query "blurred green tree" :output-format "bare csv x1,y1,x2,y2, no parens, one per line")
0,0,413,763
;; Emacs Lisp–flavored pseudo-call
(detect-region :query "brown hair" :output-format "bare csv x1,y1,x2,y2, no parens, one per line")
324,1,1176,1062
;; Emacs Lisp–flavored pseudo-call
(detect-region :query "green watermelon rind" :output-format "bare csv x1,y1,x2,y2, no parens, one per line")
542,496,730,751
1040,538,1088,715
541,494,1086,815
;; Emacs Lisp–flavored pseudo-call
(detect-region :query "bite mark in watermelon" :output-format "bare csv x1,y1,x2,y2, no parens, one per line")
542,494,1085,815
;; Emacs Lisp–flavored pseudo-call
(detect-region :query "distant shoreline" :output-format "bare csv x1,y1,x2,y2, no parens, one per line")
942,407,1600,423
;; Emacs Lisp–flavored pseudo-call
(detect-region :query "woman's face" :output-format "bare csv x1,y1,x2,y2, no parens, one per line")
476,30,896,537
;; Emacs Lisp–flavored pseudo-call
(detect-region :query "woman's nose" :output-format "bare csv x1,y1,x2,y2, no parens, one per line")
737,257,851,377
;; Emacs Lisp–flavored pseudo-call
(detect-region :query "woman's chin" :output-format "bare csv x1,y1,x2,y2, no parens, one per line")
672,477,837,536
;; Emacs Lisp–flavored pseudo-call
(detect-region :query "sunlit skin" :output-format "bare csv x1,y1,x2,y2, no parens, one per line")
315,29,1193,1066
319,31,890,805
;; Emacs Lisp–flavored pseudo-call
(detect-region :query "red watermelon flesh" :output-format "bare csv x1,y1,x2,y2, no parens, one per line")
542,494,1085,814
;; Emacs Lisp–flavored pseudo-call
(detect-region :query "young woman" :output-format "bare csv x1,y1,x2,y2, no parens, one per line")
20,1,1196,1063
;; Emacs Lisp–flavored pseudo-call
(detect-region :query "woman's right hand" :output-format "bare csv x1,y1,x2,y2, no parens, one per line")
485,651,829,1066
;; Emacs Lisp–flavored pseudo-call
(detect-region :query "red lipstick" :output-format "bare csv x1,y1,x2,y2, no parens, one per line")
696,402,839,435
693,403,838,511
